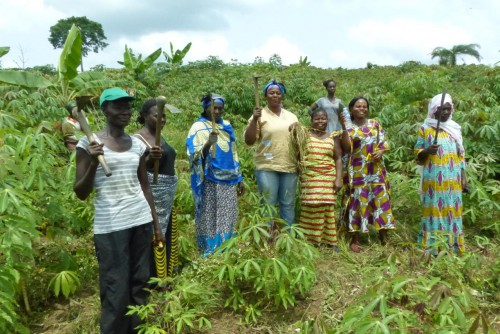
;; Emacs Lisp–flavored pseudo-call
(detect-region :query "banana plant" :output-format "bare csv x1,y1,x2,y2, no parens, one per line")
163,42,192,68
0,25,122,106
117,44,162,80
0,46,10,58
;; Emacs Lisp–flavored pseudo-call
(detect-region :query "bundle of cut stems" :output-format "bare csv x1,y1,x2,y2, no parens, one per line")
289,123,311,174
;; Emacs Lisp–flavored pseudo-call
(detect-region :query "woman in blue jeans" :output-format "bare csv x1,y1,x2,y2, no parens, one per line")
244,80,299,226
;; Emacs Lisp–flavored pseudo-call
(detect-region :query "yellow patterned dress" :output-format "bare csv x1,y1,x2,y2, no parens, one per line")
298,132,340,246
345,120,395,232
414,124,465,254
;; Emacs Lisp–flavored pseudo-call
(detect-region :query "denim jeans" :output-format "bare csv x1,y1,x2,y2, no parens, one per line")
255,170,298,226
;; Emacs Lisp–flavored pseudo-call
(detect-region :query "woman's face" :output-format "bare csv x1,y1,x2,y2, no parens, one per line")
265,87,283,107
437,102,452,122
204,102,224,122
104,99,133,127
145,105,166,130
326,81,336,95
311,112,328,131
350,99,368,121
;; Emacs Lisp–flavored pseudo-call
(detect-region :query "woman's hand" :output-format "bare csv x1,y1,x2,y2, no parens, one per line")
461,170,469,193
154,227,166,246
334,178,343,192
372,149,384,162
87,141,104,161
425,144,439,155
252,107,263,120
149,145,163,161
207,132,218,145
237,181,245,197
288,122,298,132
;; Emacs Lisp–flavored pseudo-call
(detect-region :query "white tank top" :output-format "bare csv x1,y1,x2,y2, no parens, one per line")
76,135,152,234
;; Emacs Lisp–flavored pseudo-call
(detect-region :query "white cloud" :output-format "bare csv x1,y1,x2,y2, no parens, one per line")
249,36,303,64
0,0,498,69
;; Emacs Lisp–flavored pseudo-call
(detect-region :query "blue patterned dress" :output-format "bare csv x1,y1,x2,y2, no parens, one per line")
186,116,243,257
414,124,465,254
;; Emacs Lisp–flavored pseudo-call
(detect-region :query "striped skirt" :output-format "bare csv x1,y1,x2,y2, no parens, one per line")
299,203,337,246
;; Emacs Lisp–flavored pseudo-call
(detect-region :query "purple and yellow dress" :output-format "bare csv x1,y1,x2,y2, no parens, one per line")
345,119,396,232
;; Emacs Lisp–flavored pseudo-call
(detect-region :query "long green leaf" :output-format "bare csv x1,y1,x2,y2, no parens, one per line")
58,24,82,84
0,46,10,58
0,70,53,88
140,47,162,71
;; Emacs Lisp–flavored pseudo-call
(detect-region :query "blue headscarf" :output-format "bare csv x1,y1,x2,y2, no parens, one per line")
263,80,286,96
201,94,225,111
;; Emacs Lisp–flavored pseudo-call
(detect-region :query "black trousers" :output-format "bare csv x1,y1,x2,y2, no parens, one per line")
94,223,153,334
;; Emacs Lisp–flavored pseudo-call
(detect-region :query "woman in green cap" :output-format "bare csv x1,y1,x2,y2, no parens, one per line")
74,87,163,333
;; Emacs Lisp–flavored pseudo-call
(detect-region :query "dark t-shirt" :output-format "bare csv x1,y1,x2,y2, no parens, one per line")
146,140,177,176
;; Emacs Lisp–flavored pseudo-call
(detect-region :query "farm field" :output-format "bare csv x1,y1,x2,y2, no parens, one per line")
1,46,499,333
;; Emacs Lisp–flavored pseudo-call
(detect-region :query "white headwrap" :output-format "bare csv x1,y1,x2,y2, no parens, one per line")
424,93,464,156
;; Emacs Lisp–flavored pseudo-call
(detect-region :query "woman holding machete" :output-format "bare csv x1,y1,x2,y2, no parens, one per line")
244,79,299,228
186,94,244,257
74,87,163,333
415,92,468,255
134,98,179,277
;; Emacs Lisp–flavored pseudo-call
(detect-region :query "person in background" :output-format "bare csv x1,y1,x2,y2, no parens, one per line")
62,101,85,152
415,93,468,255
308,79,343,133
341,96,395,252
74,88,163,333
186,94,244,257
244,79,299,227
290,109,343,250
134,98,178,276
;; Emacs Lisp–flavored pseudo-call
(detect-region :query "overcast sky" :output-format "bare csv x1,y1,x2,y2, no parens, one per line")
1,0,499,70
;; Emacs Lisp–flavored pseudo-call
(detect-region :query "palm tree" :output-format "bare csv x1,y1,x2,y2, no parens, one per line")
431,44,482,66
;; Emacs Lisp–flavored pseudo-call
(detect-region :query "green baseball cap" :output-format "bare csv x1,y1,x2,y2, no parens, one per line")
99,87,135,107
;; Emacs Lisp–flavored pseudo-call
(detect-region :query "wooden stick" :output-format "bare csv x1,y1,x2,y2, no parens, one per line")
210,94,217,158
253,74,264,135
153,96,167,184
73,105,112,177
433,90,447,145
253,73,261,108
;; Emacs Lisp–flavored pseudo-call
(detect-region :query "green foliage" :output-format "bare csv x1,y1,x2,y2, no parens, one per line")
298,56,311,67
118,45,162,81
1,56,499,332
128,277,214,334
163,42,192,68
0,46,10,59
215,210,318,322
58,24,82,93
48,16,108,57
336,249,497,333
0,70,53,88
48,270,80,298
431,44,482,66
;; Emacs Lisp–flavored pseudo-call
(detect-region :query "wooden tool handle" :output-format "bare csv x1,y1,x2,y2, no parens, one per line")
433,90,447,145
73,108,112,177
210,96,217,158
153,96,167,184
253,74,260,108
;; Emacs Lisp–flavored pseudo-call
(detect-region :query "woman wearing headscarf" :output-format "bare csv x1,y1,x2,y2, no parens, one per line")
186,94,244,257
244,79,299,227
308,79,343,133
415,93,468,254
